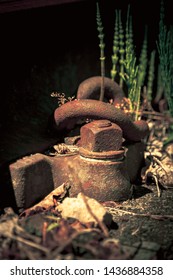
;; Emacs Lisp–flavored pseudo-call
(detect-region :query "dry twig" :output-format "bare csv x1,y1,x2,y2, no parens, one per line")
107,207,173,221
80,192,109,237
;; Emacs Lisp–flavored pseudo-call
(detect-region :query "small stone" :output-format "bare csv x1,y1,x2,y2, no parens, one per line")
56,193,113,227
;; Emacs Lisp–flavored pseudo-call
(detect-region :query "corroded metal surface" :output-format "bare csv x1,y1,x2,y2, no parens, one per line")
54,99,149,142
77,76,125,105
125,141,146,183
50,154,131,202
5,75,149,208
80,120,123,152
9,154,54,209
7,141,145,209
79,147,125,160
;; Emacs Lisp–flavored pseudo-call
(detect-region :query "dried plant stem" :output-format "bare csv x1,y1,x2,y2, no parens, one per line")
107,208,173,221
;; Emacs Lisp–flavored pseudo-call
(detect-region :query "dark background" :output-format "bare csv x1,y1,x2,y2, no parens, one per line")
0,0,172,165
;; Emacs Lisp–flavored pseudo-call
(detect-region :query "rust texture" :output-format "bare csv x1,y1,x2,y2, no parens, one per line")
79,147,125,160
65,155,131,201
77,76,125,105
80,120,123,152
49,154,131,202
9,154,54,209
54,99,149,142
8,140,145,209
6,75,149,207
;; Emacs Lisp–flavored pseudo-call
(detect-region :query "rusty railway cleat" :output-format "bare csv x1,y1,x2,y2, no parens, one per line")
4,76,149,209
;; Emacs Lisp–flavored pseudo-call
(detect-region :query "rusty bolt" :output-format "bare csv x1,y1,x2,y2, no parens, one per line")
80,119,123,152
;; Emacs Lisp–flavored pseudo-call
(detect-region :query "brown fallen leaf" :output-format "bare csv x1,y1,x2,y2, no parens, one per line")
56,192,112,237
20,182,71,218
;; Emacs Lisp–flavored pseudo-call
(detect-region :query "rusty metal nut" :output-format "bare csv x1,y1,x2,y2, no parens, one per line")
80,120,123,152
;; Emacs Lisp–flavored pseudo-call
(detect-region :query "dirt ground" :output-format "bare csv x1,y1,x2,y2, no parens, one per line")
0,179,173,260
107,184,173,259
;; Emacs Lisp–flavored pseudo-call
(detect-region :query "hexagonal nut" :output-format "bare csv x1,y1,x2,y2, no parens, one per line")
80,120,123,152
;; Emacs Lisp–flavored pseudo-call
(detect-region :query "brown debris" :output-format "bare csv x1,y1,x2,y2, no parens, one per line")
20,182,71,218
56,193,112,233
